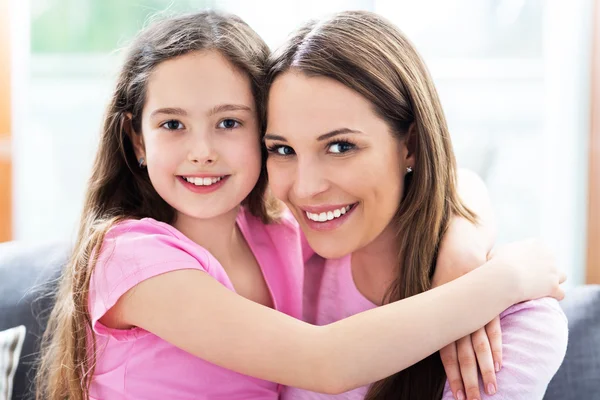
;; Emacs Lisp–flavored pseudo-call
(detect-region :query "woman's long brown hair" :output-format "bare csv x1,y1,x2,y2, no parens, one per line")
35,11,278,400
267,11,477,399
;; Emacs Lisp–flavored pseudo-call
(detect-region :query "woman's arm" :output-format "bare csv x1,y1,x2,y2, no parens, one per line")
436,168,501,399
441,298,569,400
435,168,496,288
109,244,562,395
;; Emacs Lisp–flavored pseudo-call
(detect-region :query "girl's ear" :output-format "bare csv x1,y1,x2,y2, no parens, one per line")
125,112,145,162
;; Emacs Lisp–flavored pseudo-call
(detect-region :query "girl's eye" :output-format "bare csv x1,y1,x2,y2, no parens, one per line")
267,145,295,156
328,141,355,154
161,120,184,130
218,119,241,129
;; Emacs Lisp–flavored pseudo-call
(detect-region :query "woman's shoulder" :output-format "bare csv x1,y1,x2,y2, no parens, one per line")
239,205,300,238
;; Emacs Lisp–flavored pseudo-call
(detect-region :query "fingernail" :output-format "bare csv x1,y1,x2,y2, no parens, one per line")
487,383,497,395
456,390,465,400
495,362,501,372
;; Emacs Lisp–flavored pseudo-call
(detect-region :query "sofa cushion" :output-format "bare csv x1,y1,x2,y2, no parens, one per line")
0,241,68,400
0,325,26,400
544,284,600,399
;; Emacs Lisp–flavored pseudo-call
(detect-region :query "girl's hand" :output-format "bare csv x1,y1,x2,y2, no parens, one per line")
434,217,501,400
489,239,567,302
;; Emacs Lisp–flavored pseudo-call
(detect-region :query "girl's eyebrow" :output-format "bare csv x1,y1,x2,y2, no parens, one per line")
150,104,253,119
209,104,253,115
150,107,188,118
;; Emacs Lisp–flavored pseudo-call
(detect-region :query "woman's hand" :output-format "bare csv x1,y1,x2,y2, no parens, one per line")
434,217,501,400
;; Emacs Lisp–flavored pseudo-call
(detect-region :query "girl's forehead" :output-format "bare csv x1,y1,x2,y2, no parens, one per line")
144,51,255,113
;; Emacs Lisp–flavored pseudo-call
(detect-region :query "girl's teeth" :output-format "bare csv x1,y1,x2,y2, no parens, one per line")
306,205,352,222
184,176,223,186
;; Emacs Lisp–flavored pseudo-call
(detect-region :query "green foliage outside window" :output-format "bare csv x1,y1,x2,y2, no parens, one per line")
31,0,215,53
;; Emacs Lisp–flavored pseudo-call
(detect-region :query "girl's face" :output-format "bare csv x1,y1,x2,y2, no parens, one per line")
266,72,414,259
133,50,261,221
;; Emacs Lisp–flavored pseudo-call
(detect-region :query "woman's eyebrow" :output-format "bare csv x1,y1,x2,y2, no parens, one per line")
264,128,363,142
263,133,287,142
317,128,363,141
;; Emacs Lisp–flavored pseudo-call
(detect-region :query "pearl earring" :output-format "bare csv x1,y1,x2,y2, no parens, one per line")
138,157,145,168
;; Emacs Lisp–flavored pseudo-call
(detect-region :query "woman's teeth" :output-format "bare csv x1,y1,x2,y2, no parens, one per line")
183,176,223,186
305,205,353,222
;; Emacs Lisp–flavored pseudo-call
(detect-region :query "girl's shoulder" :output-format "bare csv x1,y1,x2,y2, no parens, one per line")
99,217,213,272
106,217,183,240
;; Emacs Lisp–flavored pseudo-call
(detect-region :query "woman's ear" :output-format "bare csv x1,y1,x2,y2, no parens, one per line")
404,122,417,168
125,112,145,162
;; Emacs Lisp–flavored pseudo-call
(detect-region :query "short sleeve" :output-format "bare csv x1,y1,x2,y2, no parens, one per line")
88,219,211,340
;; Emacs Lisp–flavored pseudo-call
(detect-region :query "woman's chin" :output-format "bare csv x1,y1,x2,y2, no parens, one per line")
307,237,354,260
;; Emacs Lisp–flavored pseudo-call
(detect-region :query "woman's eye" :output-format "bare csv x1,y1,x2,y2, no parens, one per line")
328,142,355,154
161,120,184,130
267,145,295,156
218,119,240,129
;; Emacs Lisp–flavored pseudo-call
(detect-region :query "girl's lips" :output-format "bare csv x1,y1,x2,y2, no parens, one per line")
177,175,229,194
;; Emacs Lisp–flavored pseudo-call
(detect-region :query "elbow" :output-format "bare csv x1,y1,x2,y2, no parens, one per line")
305,332,356,395
304,358,352,395
550,309,569,374
313,379,352,395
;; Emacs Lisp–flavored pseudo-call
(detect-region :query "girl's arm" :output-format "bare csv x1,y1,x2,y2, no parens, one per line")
108,245,562,395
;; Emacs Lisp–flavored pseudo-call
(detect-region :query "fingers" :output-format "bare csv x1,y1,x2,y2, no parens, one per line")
485,317,503,373
553,286,566,301
559,271,567,284
472,327,498,396
440,341,465,400
457,335,482,400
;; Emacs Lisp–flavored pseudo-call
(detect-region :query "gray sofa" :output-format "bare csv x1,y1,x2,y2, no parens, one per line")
0,240,599,399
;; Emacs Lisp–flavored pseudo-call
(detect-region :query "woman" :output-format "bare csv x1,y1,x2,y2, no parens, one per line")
265,10,568,400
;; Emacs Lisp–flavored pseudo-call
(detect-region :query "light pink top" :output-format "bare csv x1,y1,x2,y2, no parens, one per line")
283,254,569,400
88,208,303,400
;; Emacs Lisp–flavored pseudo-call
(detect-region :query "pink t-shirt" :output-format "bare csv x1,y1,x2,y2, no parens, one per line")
88,207,303,400
283,254,569,400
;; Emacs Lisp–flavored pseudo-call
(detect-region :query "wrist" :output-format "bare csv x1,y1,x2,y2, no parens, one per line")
482,258,522,306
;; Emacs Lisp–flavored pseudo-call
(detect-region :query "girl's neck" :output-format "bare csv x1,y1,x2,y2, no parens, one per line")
173,206,243,265
350,223,400,306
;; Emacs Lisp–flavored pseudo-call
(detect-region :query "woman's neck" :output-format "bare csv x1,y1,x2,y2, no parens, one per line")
173,206,243,265
350,223,401,306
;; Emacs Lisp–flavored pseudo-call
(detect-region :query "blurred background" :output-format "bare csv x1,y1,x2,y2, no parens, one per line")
0,0,598,286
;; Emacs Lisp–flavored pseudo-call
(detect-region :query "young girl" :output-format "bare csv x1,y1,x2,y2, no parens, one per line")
265,11,568,400
36,11,565,400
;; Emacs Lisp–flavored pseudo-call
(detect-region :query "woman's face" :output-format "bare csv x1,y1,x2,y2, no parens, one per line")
266,71,414,259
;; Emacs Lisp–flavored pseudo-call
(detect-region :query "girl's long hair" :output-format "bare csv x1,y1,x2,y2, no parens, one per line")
36,11,277,400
